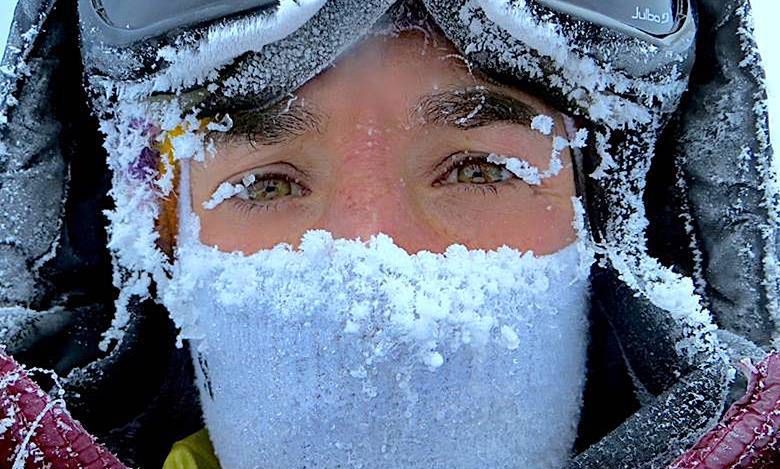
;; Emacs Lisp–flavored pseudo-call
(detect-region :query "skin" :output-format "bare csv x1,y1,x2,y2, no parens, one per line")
189,31,577,255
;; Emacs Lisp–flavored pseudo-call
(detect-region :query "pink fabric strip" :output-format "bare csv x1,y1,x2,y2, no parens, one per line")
0,348,127,468
670,353,780,469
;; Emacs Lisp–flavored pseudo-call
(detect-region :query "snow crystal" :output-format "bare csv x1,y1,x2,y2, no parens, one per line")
531,114,554,135
487,120,587,186
206,114,234,133
589,130,616,179
203,183,242,210
172,129,207,163
424,351,445,369
487,153,542,185
202,174,256,210
0,416,13,435
500,325,520,350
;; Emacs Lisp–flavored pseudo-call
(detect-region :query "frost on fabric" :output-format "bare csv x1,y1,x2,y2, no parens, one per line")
464,0,688,128
0,8,45,138
163,206,593,466
154,0,326,92
607,249,719,360
167,229,593,356
735,3,780,342
93,87,217,349
589,130,617,179
0,351,127,468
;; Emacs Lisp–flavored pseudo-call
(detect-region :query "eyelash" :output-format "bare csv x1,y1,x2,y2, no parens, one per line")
224,171,310,212
433,152,516,190
228,197,289,215
457,184,502,196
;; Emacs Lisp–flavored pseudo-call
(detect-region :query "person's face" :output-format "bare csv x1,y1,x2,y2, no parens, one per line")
190,31,577,255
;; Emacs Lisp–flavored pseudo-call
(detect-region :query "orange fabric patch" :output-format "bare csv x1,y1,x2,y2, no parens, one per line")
154,120,212,257
155,126,185,258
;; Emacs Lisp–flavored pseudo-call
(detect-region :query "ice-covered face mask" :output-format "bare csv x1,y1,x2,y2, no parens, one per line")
159,163,594,468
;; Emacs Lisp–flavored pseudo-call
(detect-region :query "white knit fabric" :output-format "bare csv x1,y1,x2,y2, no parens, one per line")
161,186,592,467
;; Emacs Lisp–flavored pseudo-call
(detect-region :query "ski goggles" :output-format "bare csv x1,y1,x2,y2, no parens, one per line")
79,0,690,48
78,0,279,47
539,0,688,39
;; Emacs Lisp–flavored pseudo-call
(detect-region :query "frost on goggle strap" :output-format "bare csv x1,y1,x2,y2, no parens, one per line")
536,0,684,37
90,0,279,31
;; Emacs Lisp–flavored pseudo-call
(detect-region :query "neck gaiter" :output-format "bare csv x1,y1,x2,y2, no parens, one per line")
161,168,593,468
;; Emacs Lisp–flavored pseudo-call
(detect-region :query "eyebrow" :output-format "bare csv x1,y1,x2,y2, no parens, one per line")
205,97,324,146
201,86,538,147
411,87,538,130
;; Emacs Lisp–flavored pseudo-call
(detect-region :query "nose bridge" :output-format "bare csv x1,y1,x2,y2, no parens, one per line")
323,181,439,250
321,120,404,240
325,183,396,239
316,119,434,248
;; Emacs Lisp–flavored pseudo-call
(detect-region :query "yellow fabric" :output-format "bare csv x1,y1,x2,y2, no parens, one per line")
163,428,221,469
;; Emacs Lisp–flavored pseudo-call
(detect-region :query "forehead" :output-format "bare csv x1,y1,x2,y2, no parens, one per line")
292,30,557,119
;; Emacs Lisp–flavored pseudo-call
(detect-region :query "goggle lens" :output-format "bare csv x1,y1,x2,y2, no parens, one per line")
538,0,683,37
92,0,278,31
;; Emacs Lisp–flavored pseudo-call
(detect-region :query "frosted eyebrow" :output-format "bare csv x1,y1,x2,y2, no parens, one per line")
412,88,537,130
205,98,324,146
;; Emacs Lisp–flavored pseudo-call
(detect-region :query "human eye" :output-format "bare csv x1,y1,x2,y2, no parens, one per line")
204,165,310,212
435,152,514,186
238,174,306,202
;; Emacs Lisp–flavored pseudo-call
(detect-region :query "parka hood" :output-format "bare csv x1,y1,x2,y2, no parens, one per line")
0,0,777,467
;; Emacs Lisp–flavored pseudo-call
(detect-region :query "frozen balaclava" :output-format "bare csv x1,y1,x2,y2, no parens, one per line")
157,158,594,468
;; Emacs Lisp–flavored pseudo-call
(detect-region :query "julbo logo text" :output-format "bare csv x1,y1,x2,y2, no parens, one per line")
631,6,673,25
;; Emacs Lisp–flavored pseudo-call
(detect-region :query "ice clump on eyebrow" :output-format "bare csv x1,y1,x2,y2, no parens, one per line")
531,114,554,135
202,174,256,210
